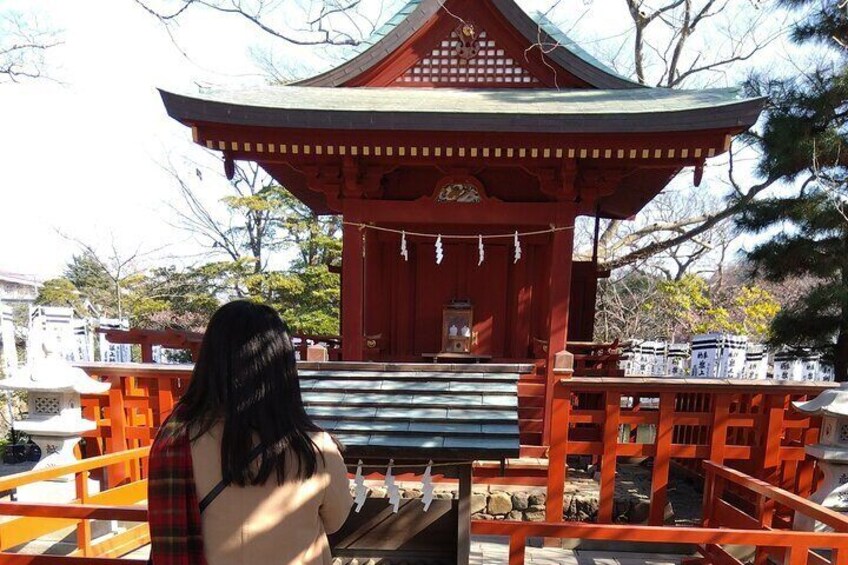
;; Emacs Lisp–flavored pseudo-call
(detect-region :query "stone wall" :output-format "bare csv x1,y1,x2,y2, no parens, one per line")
356,464,702,525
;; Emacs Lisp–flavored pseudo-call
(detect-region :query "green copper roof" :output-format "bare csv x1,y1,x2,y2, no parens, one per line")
297,0,641,89
161,86,765,134
530,11,638,87
353,0,423,54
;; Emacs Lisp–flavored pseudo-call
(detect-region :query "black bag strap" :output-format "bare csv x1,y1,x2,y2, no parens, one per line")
199,443,266,514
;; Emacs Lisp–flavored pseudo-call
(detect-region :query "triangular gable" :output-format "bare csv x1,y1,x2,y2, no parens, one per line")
395,27,541,86
297,0,641,89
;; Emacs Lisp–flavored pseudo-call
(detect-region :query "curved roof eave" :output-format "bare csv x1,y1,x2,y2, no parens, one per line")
296,0,643,89
159,87,766,134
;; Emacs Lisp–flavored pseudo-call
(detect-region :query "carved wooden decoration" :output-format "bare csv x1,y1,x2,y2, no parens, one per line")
434,175,486,203
455,23,481,60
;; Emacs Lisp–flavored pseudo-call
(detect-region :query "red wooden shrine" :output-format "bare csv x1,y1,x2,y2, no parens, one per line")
160,0,763,377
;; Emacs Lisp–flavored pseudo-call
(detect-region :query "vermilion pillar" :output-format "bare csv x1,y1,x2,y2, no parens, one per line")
341,218,365,361
543,204,577,445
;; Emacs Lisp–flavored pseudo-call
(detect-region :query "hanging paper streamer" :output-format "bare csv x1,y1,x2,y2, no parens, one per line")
435,235,444,265
421,460,435,511
513,231,522,264
478,235,484,266
353,460,367,513
385,460,401,513
400,231,409,262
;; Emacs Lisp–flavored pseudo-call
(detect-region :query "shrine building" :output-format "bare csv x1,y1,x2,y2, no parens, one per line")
160,0,763,381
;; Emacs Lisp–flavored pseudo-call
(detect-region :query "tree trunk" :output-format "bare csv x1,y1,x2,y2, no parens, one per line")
838,268,848,382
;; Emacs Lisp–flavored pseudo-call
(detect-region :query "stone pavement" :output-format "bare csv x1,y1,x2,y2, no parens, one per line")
470,537,689,565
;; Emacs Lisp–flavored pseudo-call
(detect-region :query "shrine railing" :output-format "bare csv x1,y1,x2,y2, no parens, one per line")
1,454,846,564
0,447,150,562
475,460,848,565
544,377,833,525
71,363,833,518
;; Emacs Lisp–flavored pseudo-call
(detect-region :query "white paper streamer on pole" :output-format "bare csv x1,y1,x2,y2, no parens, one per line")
353,460,367,513
400,231,409,262
477,235,484,266
421,460,434,511
385,460,401,513
513,231,522,264
435,235,444,265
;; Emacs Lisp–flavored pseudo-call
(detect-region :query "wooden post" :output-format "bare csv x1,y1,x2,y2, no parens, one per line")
598,390,621,523
341,219,365,361
546,389,570,523
650,392,675,525
543,206,576,444
140,339,153,363
796,423,820,499
785,545,809,565
75,470,91,557
107,375,129,486
709,394,731,465
156,377,174,427
759,394,788,486
701,465,715,528
457,463,472,565
754,491,776,565
702,393,731,528
509,532,526,565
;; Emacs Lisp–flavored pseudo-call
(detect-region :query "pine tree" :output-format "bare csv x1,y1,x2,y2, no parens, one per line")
739,1,848,380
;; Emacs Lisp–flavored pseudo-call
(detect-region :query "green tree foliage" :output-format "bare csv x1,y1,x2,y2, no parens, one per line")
35,278,85,314
172,161,341,334
739,0,848,379
637,274,780,342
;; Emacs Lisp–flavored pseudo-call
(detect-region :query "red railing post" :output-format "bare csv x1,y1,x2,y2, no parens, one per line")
106,375,129,486
785,545,809,565
754,491,776,565
509,532,526,565
75,469,91,556
702,463,715,527
546,387,570,523
650,392,675,525
598,390,621,523
759,394,789,487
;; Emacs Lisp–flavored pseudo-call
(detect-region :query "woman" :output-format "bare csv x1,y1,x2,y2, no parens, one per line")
148,301,352,565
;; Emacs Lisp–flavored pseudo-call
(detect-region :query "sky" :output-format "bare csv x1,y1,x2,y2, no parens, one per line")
0,0,801,280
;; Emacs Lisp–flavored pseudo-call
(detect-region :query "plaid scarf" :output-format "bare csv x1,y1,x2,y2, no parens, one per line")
147,413,208,565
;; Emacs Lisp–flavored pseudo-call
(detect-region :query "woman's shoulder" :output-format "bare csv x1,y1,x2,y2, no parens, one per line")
309,429,342,454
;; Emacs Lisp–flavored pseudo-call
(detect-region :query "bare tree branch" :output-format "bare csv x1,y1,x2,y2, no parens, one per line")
0,11,62,84
131,0,373,47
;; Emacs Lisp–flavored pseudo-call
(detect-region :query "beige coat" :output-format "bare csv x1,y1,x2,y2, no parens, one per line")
191,426,353,565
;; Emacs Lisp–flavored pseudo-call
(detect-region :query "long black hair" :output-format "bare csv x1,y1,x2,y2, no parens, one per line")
169,300,323,486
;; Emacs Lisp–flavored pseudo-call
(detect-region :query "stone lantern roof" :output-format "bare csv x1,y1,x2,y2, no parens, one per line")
793,383,848,418
0,357,110,395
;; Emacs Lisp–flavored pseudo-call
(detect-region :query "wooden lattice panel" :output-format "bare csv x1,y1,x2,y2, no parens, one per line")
395,30,540,86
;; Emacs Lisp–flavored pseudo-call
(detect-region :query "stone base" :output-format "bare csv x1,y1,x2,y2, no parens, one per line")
357,463,702,524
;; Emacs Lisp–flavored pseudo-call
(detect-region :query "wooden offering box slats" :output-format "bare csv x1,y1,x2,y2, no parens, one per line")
299,365,522,460
302,363,521,564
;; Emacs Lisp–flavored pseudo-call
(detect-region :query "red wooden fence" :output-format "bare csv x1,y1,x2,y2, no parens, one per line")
75,362,832,524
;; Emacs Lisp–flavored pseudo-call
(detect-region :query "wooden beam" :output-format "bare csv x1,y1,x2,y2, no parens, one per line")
345,199,574,227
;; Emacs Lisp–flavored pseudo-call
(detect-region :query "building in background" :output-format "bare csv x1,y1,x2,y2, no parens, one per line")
0,271,42,306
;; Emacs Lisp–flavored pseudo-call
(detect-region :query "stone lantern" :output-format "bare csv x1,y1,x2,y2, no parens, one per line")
792,383,848,531
0,327,109,477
